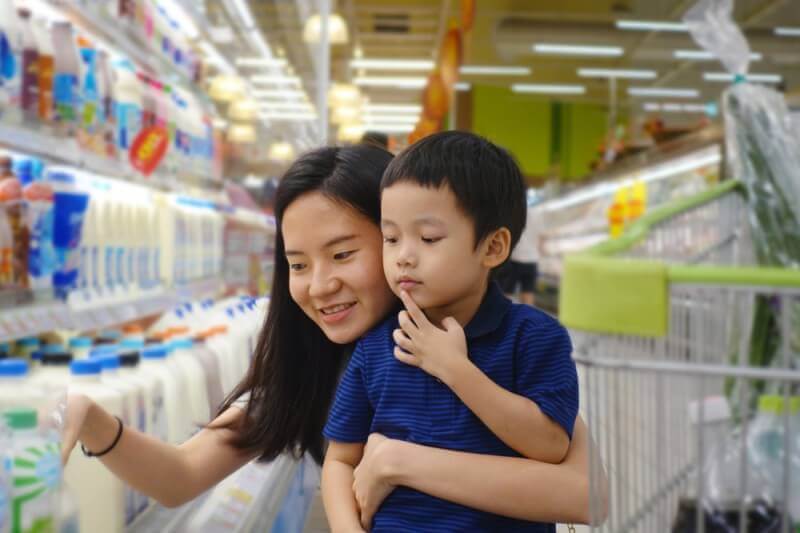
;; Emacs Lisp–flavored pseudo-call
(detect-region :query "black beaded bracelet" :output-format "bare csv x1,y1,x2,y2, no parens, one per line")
81,416,124,458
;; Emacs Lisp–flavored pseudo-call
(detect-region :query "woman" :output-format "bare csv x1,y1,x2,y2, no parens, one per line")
63,144,604,528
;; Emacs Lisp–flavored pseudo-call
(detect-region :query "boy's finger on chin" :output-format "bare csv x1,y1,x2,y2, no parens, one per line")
399,290,425,323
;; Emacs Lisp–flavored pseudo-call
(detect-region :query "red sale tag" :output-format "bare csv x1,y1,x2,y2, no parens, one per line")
129,126,170,176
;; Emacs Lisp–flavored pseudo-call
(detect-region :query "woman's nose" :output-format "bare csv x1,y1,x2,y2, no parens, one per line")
308,267,341,298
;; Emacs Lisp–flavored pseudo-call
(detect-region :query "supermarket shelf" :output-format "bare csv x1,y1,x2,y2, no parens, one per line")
0,278,221,342
128,455,299,533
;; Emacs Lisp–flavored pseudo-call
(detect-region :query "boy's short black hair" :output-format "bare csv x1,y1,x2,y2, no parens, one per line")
381,131,527,250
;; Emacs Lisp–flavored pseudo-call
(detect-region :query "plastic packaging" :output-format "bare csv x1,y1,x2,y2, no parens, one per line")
31,16,54,125
51,21,80,136
22,166,55,297
0,2,22,124
3,408,60,533
64,359,125,533
16,8,38,124
68,336,92,360
0,157,28,290
44,168,89,299
140,344,187,443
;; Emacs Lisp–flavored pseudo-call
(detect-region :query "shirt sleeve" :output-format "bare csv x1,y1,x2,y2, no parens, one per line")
515,318,579,439
323,341,373,443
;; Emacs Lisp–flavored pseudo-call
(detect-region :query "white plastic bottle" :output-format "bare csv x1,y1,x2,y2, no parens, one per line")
121,349,167,444
140,344,187,444
0,359,47,411
13,337,39,359
96,354,142,525
57,484,79,533
29,352,72,393
68,336,92,360
3,408,60,533
169,338,210,431
747,395,787,503
64,359,125,533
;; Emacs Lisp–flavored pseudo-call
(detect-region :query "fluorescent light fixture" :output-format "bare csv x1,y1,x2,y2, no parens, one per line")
533,43,624,57
460,66,531,76
328,83,362,106
703,72,782,83
251,75,301,85
362,114,419,124
199,42,235,75
455,82,471,91
259,112,317,121
775,27,800,37
364,104,423,113
303,13,349,44
578,68,656,79
227,124,257,143
643,102,661,112
541,147,722,212
350,58,435,71
268,142,295,162
616,19,688,32
628,87,699,98
228,0,256,29
512,83,586,95
674,49,763,61
236,57,289,67
252,89,308,100
354,76,427,89
361,124,415,133
259,102,315,112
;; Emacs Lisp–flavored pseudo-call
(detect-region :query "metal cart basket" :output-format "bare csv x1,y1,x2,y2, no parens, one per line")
560,180,800,532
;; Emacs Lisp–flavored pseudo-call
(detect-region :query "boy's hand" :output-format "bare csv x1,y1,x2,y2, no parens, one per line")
393,290,468,383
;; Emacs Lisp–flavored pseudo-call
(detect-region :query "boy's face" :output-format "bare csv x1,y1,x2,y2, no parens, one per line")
381,181,491,322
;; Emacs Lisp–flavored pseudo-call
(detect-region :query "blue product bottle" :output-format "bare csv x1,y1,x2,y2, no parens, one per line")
45,169,89,299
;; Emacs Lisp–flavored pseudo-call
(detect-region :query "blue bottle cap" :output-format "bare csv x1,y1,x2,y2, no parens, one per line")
70,359,102,376
0,359,29,376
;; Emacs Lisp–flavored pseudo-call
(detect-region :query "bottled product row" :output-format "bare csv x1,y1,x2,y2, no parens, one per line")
0,149,274,338
0,0,221,183
0,294,269,533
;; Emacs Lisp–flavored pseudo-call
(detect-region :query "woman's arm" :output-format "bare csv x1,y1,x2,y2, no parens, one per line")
354,416,608,527
65,394,257,508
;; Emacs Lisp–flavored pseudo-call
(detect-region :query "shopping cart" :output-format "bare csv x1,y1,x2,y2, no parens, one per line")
559,180,800,532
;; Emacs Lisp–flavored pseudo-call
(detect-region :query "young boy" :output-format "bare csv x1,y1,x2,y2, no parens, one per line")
322,131,579,532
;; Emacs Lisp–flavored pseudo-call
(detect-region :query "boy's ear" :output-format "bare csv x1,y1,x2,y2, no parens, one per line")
481,228,511,269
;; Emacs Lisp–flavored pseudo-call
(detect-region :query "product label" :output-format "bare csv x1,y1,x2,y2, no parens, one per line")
10,439,59,533
152,385,168,443
116,247,125,287
105,246,115,289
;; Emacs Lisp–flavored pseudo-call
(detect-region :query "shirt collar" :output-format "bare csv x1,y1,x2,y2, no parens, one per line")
463,282,512,340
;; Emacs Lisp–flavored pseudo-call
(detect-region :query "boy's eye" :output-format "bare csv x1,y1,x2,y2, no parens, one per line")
334,250,356,260
421,236,442,244
383,236,398,244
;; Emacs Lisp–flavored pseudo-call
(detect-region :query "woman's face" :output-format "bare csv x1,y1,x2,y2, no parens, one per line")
282,191,396,344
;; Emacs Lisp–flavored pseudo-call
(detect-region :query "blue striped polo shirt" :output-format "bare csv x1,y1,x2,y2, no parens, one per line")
323,282,579,532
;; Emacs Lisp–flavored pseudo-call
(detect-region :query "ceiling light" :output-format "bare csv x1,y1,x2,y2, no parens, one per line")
350,58,435,71
209,75,246,101
360,124,415,133
328,83,362,106
338,123,365,142
643,102,661,112
673,49,762,61
455,82,471,91
236,57,289,67
354,76,427,89
533,43,624,57
775,27,800,37
578,68,656,79
303,13,349,44
259,112,317,122
251,75,301,85
628,87,699,98
460,66,531,76
212,117,229,129
259,102,315,112
228,100,260,121
616,20,688,32
331,106,362,124
227,123,257,143
362,114,419,124
364,104,423,113
703,72,782,83
512,83,586,95
268,142,295,162
252,89,308,100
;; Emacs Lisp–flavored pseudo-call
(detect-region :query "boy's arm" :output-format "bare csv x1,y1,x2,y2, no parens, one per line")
322,441,366,533
444,363,569,463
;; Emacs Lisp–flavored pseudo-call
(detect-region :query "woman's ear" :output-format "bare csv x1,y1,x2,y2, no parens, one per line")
481,228,511,269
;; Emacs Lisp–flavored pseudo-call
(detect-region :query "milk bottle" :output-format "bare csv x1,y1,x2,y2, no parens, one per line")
2,408,59,533
96,354,142,525
64,359,125,533
169,338,209,430
140,344,187,443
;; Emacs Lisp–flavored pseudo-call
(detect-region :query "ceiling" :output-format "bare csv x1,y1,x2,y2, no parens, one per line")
245,0,800,111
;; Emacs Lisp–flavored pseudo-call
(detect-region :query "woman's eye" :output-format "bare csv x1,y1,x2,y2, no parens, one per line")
421,236,442,244
289,263,306,272
334,250,356,260
383,236,397,244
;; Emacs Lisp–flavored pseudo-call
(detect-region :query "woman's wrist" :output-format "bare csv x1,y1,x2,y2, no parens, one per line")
78,399,117,449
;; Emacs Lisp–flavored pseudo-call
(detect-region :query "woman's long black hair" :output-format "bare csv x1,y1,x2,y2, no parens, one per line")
216,144,394,464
